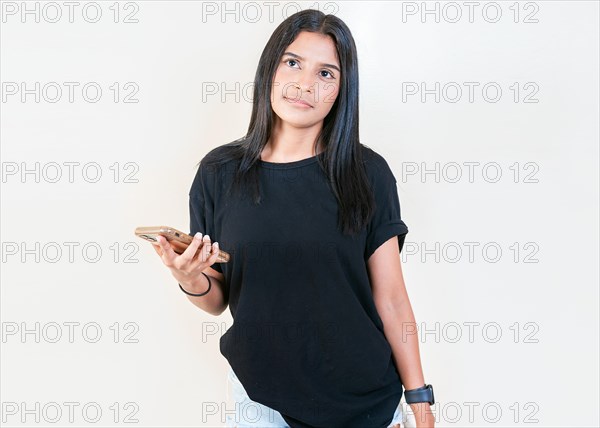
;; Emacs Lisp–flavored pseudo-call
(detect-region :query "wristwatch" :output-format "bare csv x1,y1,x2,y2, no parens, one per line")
404,384,435,405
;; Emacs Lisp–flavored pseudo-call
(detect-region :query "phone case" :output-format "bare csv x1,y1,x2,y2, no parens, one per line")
134,226,230,263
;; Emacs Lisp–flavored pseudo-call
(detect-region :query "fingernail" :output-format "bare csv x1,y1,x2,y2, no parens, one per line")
204,234,211,241
194,232,201,239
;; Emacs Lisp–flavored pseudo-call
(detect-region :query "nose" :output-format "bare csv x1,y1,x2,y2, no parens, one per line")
293,69,315,94
283,82,312,103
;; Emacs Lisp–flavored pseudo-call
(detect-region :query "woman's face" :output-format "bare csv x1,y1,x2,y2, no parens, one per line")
270,31,341,129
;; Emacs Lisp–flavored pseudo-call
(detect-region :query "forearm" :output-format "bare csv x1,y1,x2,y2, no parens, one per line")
180,271,228,316
378,299,434,426
378,299,425,388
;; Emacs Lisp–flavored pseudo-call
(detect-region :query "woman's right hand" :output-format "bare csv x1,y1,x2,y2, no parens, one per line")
151,232,220,290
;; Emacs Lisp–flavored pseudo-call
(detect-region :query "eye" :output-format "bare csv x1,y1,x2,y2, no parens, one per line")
320,70,335,79
284,58,336,79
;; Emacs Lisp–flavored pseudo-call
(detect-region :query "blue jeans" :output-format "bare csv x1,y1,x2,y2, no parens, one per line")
225,366,405,428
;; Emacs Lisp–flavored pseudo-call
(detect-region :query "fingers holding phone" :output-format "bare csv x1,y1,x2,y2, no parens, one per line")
202,235,220,265
136,226,229,263
184,233,220,267
153,232,219,271
151,234,177,262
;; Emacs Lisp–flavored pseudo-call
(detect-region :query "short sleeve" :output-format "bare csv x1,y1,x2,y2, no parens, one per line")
189,161,223,274
364,162,409,261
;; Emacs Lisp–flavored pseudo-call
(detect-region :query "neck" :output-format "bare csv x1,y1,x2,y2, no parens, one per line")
262,117,324,162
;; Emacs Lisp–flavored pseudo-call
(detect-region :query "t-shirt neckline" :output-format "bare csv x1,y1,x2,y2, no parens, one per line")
258,153,322,169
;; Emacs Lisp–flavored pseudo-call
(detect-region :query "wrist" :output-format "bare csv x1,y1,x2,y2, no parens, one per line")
180,272,211,295
405,383,434,405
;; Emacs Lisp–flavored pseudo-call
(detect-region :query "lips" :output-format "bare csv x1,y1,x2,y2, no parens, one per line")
284,96,313,108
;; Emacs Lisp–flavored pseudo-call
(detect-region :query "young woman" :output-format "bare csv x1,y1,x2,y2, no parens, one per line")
152,9,435,428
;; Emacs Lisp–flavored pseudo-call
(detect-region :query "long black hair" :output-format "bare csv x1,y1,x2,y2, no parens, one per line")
200,8,376,236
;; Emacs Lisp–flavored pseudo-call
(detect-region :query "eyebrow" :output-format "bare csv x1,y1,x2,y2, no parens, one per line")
282,51,341,73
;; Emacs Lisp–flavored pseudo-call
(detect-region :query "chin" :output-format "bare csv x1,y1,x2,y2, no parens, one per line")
273,108,311,121
279,118,314,128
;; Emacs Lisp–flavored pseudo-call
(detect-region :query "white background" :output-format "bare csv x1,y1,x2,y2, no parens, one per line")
1,1,598,427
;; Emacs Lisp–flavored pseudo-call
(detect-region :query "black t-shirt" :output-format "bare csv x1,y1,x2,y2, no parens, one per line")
189,142,409,428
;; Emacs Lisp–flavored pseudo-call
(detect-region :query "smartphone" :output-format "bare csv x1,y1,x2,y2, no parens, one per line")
134,226,230,263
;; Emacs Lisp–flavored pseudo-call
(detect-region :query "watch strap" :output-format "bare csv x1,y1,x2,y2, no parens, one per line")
404,384,435,405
